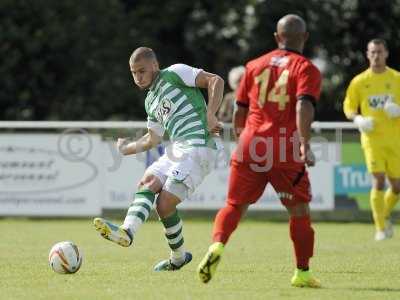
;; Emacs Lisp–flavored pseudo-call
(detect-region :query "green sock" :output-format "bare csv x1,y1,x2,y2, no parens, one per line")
161,210,185,264
123,188,155,234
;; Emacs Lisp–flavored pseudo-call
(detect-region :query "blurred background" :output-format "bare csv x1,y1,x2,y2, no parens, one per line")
2,0,400,122
1,0,400,218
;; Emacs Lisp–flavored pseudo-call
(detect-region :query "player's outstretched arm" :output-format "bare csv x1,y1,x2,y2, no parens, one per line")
195,71,224,133
116,129,162,156
296,97,315,166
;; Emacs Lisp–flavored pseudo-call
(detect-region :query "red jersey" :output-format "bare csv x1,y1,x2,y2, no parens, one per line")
233,49,322,168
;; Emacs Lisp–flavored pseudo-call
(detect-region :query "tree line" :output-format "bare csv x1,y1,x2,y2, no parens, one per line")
1,0,400,121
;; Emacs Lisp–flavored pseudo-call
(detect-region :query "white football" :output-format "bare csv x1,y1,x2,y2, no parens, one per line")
49,241,83,274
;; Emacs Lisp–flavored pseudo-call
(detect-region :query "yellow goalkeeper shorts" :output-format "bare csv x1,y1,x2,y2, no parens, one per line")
363,143,400,178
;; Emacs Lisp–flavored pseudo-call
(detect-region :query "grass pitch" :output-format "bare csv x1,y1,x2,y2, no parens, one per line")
1,219,399,300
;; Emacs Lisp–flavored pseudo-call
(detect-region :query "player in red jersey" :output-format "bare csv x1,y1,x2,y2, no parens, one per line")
197,14,322,288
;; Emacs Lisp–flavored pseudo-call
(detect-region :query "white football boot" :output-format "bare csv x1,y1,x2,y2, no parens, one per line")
374,230,387,241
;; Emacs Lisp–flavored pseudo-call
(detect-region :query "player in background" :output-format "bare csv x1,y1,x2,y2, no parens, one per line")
197,14,322,287
94,47,224,271
343,39,400,241
217,66,245,123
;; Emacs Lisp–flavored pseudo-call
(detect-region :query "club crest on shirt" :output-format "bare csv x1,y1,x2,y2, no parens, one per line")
155,98,173,123
368,94,393,109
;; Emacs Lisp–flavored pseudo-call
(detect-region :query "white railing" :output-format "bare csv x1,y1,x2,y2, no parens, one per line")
0,121,357,130
0,121,147,129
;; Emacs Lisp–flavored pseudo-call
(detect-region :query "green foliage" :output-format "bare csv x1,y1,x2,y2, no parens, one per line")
1,0,142,120
1,219,400,299
2,0,400,120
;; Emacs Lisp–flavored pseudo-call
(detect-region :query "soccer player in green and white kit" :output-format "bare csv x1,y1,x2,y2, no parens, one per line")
94,47,224,271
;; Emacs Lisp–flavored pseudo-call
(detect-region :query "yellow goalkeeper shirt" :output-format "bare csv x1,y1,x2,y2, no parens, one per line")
343,67,400,147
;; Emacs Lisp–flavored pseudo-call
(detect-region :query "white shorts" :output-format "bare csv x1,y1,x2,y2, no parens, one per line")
147,140,223,200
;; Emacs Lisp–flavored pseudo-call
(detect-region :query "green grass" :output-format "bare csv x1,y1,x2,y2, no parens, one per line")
341,142,365,165
1,219,400,300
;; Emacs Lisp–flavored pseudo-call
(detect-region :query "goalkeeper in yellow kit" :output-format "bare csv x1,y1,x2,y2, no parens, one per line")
344,39,400,241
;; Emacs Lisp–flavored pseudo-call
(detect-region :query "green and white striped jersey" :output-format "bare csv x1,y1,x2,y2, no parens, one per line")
145,64,215,148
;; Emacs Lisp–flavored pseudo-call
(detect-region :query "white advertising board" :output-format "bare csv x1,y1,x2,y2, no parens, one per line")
0,134,102,216
101,141,147,209
104,142,337,211
0,134,336,215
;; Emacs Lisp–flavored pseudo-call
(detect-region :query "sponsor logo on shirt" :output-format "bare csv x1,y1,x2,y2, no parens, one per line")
368,94,393,109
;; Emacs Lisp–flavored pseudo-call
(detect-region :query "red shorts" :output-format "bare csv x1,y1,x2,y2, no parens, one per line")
227,159,312,207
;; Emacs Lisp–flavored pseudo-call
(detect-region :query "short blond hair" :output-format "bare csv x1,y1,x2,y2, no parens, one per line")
129,47,157,64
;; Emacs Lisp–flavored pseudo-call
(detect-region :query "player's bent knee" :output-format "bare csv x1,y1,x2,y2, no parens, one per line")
372,181,386,190
227,202,249,216
156,190,181,218
138,174,163,193
371,173,386,190
285,202,310,217
391,184,400,194
387,177,400,194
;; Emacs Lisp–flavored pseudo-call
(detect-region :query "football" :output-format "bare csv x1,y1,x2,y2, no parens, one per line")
49,241,83,274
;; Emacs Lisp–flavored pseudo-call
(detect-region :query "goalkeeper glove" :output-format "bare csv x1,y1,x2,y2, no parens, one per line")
354,115,374,133
384,101,400,118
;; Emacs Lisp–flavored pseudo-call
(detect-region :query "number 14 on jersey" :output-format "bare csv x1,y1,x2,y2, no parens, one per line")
255,69,290,110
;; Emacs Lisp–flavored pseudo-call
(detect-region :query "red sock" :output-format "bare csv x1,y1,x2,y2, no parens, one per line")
212,203,243,244
289,215,314,270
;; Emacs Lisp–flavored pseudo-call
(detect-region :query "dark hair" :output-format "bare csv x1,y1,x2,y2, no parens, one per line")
368,38,388,50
